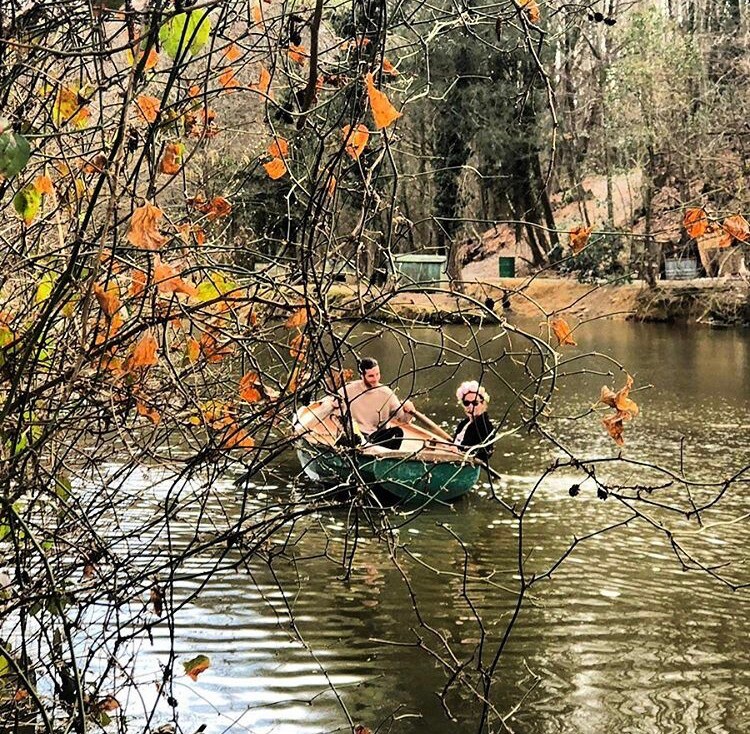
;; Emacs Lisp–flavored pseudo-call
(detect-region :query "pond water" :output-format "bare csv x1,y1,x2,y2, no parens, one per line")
121,321,749,734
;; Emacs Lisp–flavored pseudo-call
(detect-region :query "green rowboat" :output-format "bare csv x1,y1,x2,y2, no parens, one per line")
294,404,481,503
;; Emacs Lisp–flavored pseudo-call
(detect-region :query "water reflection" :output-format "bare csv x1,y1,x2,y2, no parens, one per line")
121,322,749,733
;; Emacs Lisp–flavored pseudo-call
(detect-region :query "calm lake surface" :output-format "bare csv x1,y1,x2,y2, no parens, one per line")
122,321,750,734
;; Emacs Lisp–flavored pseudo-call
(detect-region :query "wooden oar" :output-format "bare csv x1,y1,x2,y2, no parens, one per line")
410,409,454,443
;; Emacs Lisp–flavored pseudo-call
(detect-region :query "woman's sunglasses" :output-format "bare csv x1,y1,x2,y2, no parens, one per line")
462,398,483,406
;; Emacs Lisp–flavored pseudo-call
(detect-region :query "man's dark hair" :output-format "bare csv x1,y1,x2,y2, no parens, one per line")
358,357,379,374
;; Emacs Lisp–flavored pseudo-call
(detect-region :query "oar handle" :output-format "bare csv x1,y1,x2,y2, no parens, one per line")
411,409,454,443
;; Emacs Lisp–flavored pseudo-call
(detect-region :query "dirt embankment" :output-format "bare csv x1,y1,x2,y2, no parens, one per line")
328,277,750,327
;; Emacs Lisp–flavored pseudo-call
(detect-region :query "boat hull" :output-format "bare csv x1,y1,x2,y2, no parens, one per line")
297,442,480,503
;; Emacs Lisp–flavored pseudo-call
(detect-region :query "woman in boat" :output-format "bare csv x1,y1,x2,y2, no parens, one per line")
453,380,494,463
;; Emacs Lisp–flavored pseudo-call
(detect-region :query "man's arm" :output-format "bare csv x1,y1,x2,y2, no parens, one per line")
386,390,415,424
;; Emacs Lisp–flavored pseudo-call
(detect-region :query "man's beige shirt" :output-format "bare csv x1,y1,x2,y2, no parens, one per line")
333,380,412,435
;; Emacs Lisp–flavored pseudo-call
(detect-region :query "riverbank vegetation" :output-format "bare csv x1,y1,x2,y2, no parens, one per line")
1,1,749,732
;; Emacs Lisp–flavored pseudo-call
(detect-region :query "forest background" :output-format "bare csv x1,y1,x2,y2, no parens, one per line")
1,0,749,733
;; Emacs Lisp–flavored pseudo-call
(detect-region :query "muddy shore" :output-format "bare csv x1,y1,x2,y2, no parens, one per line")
327,277,750,327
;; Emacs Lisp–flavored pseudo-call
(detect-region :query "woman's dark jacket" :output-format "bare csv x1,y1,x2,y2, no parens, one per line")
453,413,494,463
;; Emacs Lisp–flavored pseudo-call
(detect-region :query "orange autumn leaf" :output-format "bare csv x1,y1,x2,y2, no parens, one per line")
239,386,261,403
154,257,198,297
140,47,159,70
722,214,750,243
246,306,259,328
288,44,306,65
382,58,399,75
127,203,169,250
239,372,262,402
102,354,124,376
599,373,639,418
186,336,201,363
519,0,541,23
251,3,263,24
684,208,708,239
177,222,191,243
598,374,640,447
342,124,369,160
255,66,272,98
695,226,729,250
94,283,121,317
347,37,371,51
364,73,401,129
188,84,201,98
328,367,353,391
135,95,161,124
81,154,108,175
218,68,239,91
130,269,147,296
602,412,626,447
96,696,120,713
326,175,337,197
198,332,234,362
177,222,208,245
197,400,235,429
550,317,577,347
127,46,159,70
222,421,256,449
289,332,308,361
159,142,185,174
568,225,592,254
127,333,158,369
100,312,124,341
34,175,55,195
287,363,304,392
14,688,29,703
267,138,289,157
222,43,242,63
95,311,123,345
189,195,232,220
264,157,287,179
136,400,161,425
206,196,232,219
183,655,210,682
285,307,307,329
184,107,219,138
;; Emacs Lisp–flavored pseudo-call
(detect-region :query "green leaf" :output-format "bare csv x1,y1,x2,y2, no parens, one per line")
14,185,42,225
12,430,29,455
183,654,210,680
187,11,211,54
196,271,237,303
0,325,12,348
0,523,9,542
35,271,56,303
55,473,72,501
0,654,10,678
159,10,211,59
46,593,71,616
94,712,112,727
0,122,31,178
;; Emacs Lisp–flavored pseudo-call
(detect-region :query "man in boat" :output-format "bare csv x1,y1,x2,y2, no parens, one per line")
325,357,416,450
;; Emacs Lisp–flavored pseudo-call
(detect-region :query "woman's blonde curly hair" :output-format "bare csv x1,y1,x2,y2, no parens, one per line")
456,380,490,404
